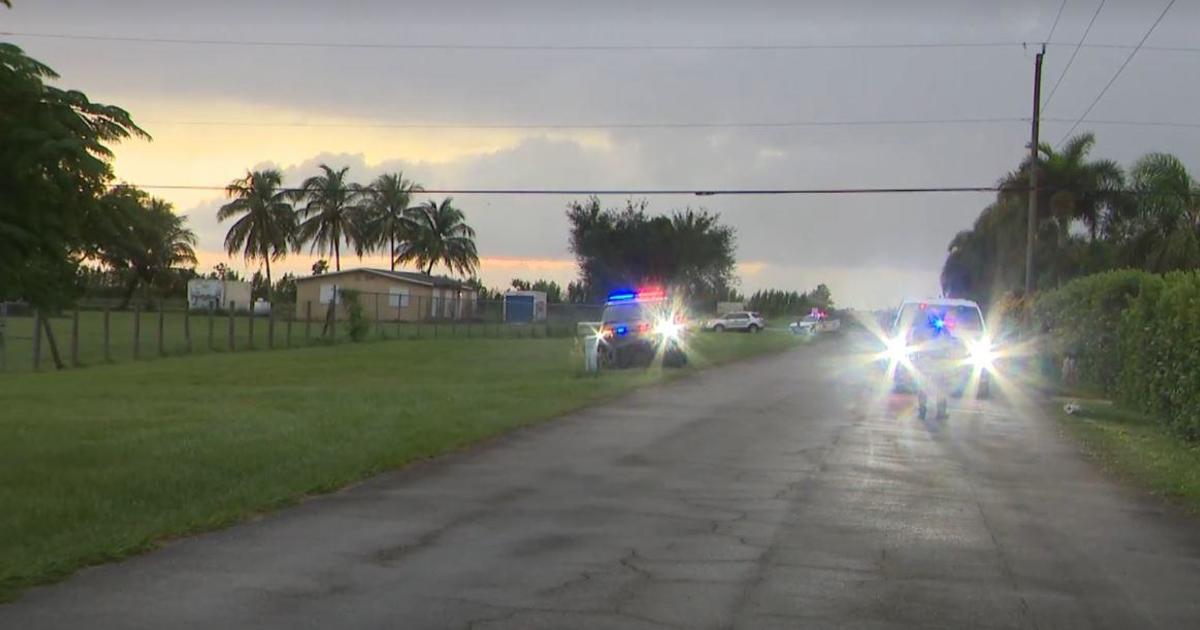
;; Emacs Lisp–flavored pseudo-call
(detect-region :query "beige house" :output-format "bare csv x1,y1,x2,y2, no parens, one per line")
294,268,479,321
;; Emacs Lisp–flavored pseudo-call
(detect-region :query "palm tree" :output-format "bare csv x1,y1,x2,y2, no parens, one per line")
1001,133,1124,243
217,169,295,296
363,172,423,270
397,197,479,276
99,192,198,309
1123,152,1200,272
295,164,364,271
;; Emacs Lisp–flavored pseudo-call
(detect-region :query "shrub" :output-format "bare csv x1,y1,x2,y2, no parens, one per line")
1034,269,1160,393
338,289,370,342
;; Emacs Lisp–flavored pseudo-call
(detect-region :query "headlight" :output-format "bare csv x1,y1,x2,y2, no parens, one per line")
967,339,997,368
655,318,682,340
885,337,911,362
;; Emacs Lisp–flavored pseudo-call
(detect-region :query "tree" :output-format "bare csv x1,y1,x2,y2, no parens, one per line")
210,262,242,281
218,169,296,296
566,197,736,302
397,197,479,276
511,278,563,303
274,272,298,303
311,259,329,276
95,188,197,308
295,164,364,271
363,172,423,271
1121,152,1200,272
0,41,147,308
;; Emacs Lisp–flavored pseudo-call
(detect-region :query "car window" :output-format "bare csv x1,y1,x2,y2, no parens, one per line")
894,304,984,341
602,302,645,323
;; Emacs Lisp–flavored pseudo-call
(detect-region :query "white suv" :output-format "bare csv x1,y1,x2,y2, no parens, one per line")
705,311,766,333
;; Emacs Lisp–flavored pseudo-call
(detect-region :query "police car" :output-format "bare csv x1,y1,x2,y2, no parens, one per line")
881,298,995,418
599,288,688,368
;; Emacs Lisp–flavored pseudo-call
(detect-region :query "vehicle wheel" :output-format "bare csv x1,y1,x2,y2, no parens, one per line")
663,348,688,368
748,324,760,333
713,324,725,333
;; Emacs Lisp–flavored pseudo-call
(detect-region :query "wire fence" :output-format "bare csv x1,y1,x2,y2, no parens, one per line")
0,294,605,374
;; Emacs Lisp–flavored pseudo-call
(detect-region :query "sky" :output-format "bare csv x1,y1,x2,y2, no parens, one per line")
4,0,1199,308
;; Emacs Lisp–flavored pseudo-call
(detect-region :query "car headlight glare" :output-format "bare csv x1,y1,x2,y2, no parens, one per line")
655,319,682,340
968,340,997,368
885,337,911,362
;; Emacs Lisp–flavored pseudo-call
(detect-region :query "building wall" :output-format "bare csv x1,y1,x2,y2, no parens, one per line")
294,272,477,321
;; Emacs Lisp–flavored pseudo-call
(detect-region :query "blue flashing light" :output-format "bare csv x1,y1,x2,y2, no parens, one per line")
933,317,946,330
607,291,637,302
615,325,629,335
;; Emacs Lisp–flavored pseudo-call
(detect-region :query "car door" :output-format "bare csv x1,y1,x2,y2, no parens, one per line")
731,313,750,329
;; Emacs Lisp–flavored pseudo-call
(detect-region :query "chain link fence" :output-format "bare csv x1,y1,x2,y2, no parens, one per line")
0,294,604,374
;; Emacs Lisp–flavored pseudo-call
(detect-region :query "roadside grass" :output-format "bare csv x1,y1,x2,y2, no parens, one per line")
0,331,799,601
1055,399,1200,514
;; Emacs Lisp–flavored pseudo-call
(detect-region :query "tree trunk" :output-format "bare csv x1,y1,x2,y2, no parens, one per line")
426,260,435,275
118,275,140,310
335,241,341,271
390,233,396,271
264,255,272,301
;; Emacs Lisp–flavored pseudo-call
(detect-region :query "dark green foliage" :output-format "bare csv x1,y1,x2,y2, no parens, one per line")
339,289,370,342
1037,270,1200,440
0,42,147,308
566,197,736,303
511,278,563,303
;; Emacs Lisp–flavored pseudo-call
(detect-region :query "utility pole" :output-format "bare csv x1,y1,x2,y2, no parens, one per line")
1025,45,1045,295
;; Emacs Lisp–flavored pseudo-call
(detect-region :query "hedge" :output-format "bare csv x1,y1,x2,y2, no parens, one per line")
1036,269,1200,440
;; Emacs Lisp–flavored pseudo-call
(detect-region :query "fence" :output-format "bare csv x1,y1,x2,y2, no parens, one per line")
0,297,603,374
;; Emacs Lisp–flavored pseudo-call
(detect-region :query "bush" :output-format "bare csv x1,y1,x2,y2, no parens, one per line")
339,289,370,342
1118,272,1200,439
1039,269,1200,441
1035,269,1160,393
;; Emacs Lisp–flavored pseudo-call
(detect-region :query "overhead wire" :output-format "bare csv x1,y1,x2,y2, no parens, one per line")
1042,0,1106,111
1056,0,1178,145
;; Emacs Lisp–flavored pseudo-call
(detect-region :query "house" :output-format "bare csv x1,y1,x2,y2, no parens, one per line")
294,268,479,321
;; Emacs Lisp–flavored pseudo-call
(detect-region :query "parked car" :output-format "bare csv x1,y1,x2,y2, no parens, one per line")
599,288,688,368
704,311,766,333
790,314,841,336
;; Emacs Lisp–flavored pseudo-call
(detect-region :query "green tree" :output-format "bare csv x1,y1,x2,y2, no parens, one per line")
363,172,423,271
0,42,147,308
398,198,479,276
566,197,736,303
1121,152,1200,272
311,259,329,276
218,169,295,297
96,188,198,308
295,164,364,272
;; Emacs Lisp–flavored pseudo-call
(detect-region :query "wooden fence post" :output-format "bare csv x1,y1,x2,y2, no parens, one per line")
70,308,80,367
247,308,255,349
157,302,166,356
103,307,111,362
268,307,276,349
133,306,141,360
207,307,215,351
31,310,42,371
0,302,7,371
286,308,293,348
228,302,235,351
305,301,312,340
41,317,64,370
184,308,192,353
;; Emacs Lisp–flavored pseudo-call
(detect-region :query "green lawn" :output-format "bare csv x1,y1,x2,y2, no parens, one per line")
1055,400,1200,514
0,309,578,373
0,331,799,600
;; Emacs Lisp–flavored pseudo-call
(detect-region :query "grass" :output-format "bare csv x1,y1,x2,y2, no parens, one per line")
1055,399,1200,514
0,330,800,600
0,309,580,374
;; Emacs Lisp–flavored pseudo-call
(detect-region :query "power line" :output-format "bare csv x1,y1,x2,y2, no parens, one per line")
1042,0,1106,112
139,117,1031,130
1046,0,1070,43
4,30,1199,53
117,184,1027,196
1057,0,1177,145
0,31,1029,51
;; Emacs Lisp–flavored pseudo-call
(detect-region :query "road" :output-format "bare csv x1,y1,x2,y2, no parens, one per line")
5,334,1200,629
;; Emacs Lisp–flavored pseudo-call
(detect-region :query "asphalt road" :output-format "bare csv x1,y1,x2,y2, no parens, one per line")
5,334,1200,629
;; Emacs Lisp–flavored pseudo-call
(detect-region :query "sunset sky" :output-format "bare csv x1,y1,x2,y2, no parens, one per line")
6,0,1199,307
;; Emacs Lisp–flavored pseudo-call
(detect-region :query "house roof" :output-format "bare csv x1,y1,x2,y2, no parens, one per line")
296,267,473,290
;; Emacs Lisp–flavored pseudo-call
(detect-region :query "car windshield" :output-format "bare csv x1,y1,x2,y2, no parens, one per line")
603,300,667,323
895,304,984,341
